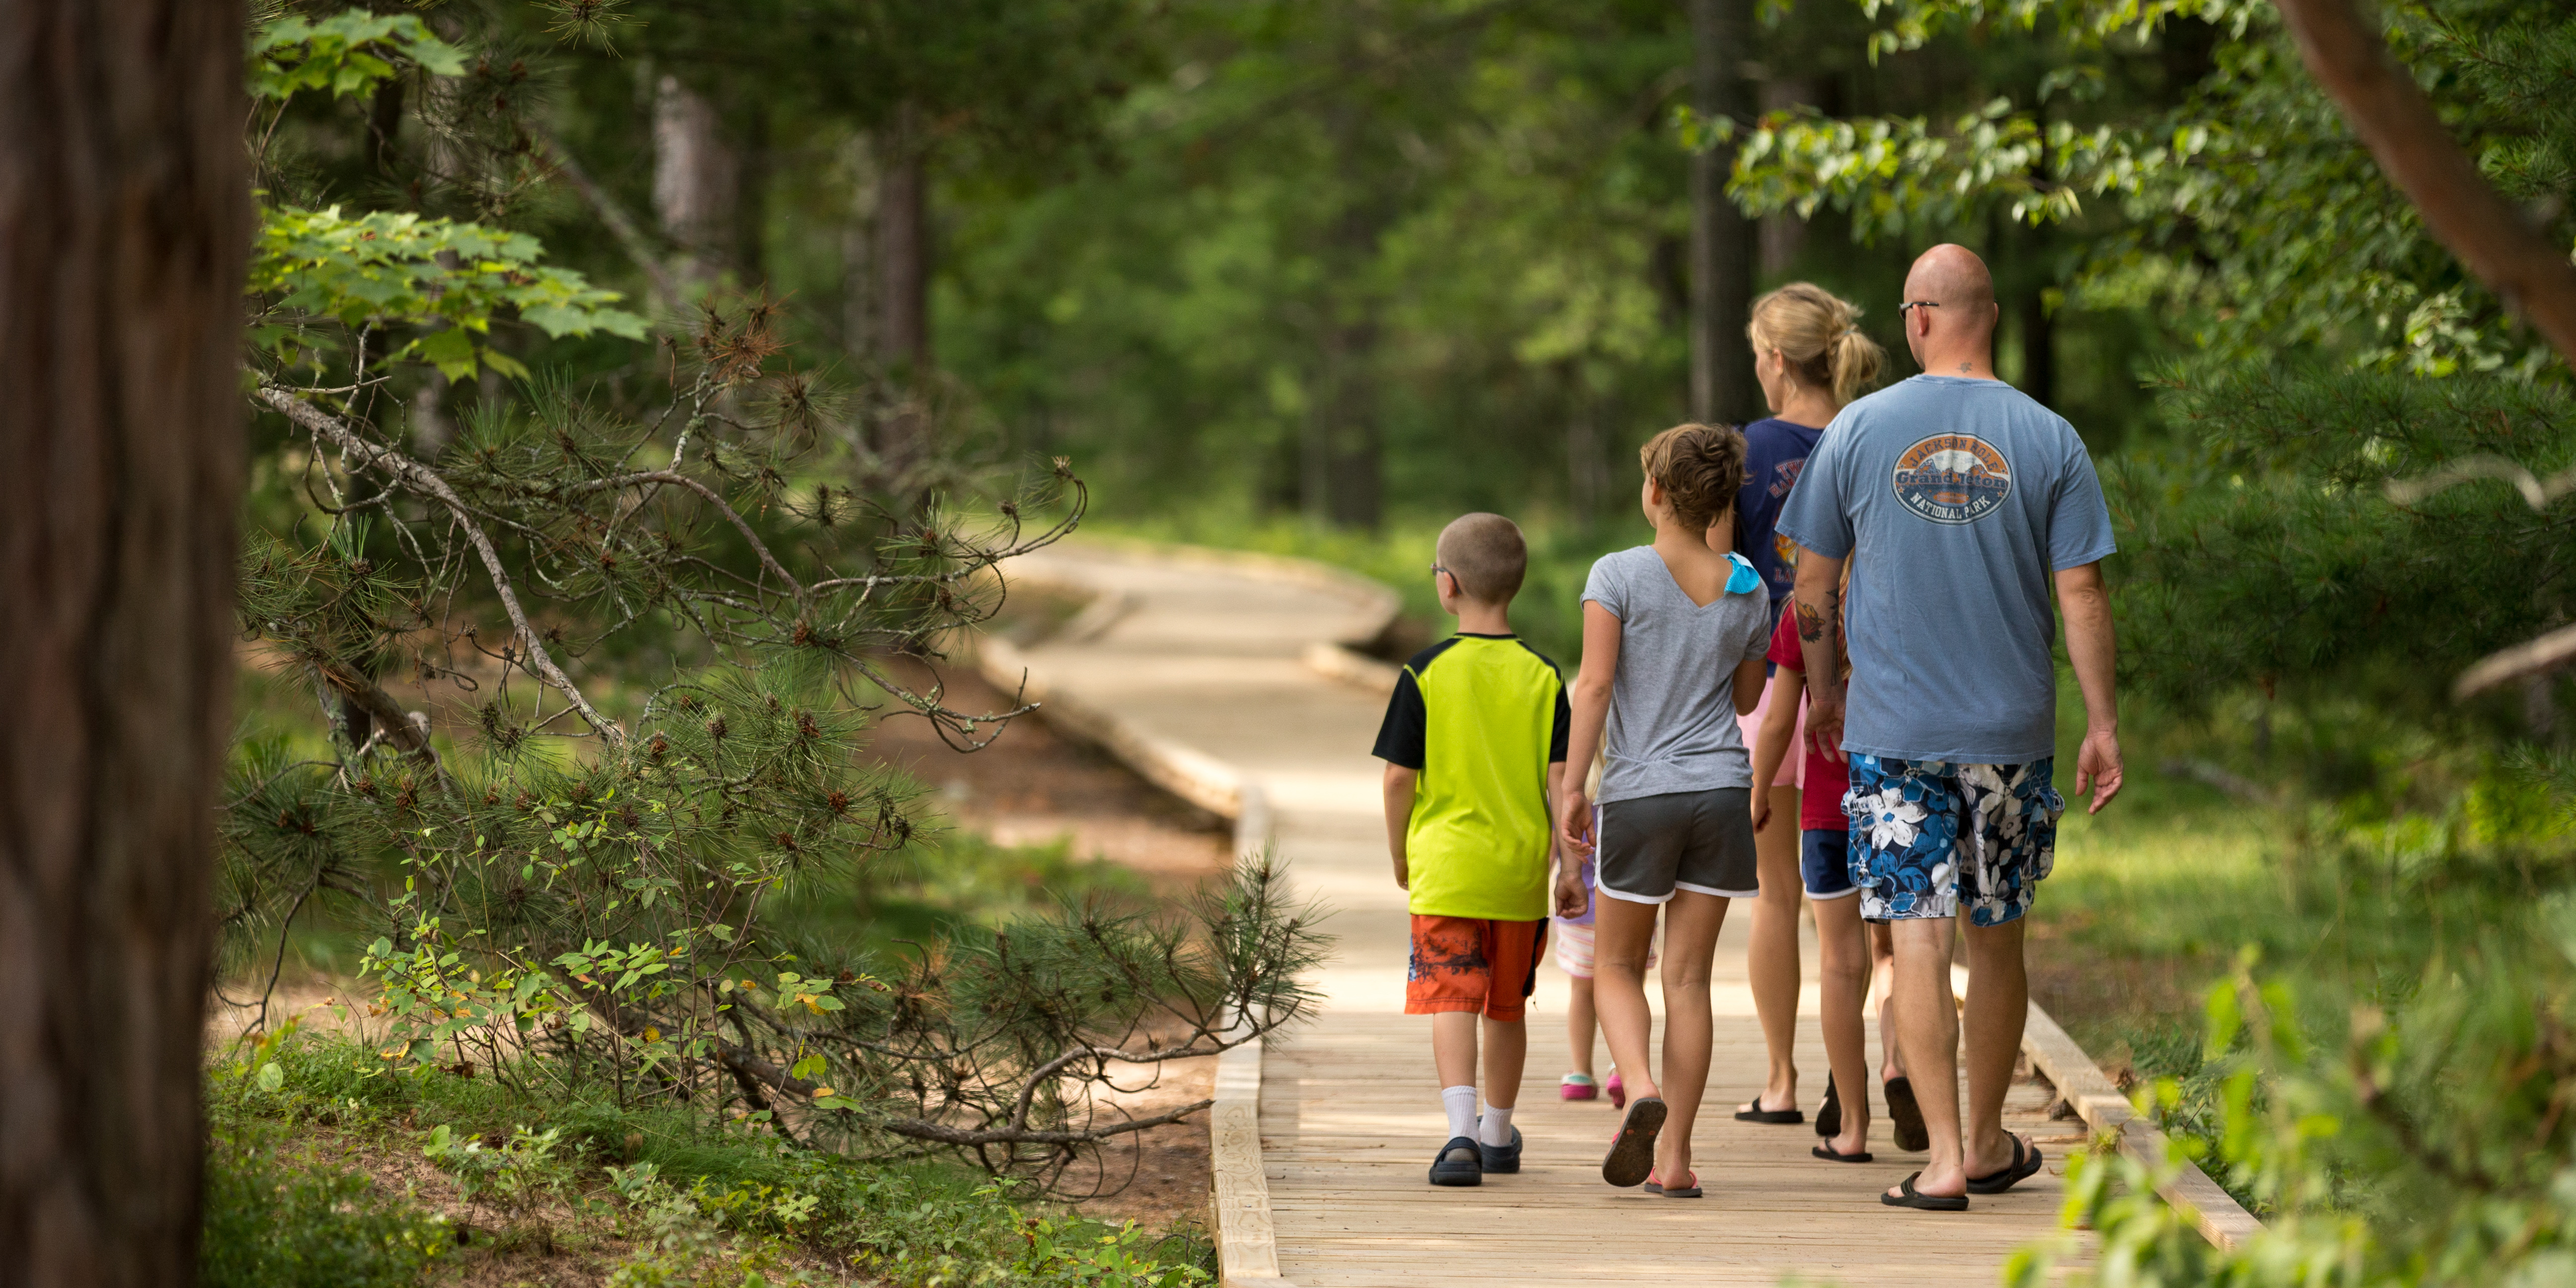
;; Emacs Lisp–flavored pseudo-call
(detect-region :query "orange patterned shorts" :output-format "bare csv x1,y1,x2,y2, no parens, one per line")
1404,915,1546,1022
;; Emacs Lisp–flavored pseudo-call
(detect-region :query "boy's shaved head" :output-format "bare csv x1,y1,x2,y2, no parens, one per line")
1436,512,1528,605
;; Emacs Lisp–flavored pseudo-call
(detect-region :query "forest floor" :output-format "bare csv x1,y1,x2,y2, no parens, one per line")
852,652,1234,1232
209,638,1238,1286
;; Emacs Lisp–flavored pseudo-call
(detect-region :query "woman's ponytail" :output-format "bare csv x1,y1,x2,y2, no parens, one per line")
1829,321,1885,407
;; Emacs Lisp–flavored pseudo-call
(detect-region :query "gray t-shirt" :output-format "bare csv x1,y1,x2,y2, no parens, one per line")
1774,374,2117,763
1580,546,1772,803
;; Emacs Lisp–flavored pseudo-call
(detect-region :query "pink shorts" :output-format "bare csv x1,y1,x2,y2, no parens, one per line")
1740,675,1807,790
1552,919,1660,979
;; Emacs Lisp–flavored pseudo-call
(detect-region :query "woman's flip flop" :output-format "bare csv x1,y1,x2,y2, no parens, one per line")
1816,1074,1842,1138
1811,1141,1874,1164
1644,1168,1702,1198
1880,1172,1969,1211
1600,1096,1668,1188
1966,1134,2044,1195
1734,1097,1803,1126
1884,1076,1929,1152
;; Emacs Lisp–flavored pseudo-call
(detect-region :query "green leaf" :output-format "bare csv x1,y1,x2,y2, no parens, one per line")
255,1061,285,1093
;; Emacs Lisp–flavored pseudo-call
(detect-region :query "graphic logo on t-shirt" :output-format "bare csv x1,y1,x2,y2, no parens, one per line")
1890,433,2013,525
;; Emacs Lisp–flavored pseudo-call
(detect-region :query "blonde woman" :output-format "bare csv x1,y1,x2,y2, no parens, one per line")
1723,284,1887,1131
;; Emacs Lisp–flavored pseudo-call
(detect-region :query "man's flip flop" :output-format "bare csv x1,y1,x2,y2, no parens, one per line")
1884,1076,1930,1152
1966,1134,2044,1194
1812,1141,1874,1164
1815,1074,1842,1138
1643,1168,1702,1198
1734,1097,1803,1126
1880,1172,1969,1211
1600,1096,1667,1187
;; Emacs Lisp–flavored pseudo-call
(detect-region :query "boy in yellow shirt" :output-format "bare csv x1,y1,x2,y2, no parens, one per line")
1373,512,1578,1187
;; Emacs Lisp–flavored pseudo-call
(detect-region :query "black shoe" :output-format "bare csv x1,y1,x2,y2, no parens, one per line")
1476,1121,1523,1174
1429,1136,1483,1187
1816,1075,1841,1139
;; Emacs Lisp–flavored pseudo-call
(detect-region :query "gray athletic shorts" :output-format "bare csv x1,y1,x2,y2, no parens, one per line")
1596,787,1760,904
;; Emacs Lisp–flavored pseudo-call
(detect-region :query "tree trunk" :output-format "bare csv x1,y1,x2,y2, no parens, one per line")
1689,0,1759,424
1757,77,1819,275
733,98,769,287
840,134,880,365
652,74,736,290
0,2,249,1284
875,101,931,376
1563,362,1611,524
1321,308,1383,531
2018,282,2055,409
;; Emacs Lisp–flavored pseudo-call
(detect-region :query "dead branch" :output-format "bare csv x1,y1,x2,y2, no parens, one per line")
259,382,624,746
880,1100,1216,1148
529,127,682,317
2275,0,2576,365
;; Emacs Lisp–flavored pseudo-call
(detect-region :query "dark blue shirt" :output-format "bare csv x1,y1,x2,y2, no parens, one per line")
1737,416,1827,612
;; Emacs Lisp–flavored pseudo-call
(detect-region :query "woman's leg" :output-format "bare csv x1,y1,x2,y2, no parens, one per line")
1566,973,1597,1078
1814,893,1874,1157
1591,896,1664,1104
1650,889,1732,1184
1742,784,1804,1114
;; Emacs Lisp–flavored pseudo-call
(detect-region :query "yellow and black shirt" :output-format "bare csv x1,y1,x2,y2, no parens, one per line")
1370,633,1571,921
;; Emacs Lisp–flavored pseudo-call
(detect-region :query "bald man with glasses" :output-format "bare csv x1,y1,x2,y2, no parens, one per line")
1773,243,2125,1210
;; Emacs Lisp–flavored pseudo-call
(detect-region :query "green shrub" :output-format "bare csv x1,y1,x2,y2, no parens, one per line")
200,1129,446,1288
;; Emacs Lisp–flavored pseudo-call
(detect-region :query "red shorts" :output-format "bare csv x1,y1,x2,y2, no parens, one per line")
1404,915,1547,1022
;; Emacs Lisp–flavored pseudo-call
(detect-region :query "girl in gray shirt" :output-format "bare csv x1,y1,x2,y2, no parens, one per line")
1556,423,1772,1200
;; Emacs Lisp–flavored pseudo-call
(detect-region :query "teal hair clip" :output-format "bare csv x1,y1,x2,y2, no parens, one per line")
1725,553,1762,596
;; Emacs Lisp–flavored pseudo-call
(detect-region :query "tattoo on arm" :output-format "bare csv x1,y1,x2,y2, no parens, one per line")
1795,599,1826,642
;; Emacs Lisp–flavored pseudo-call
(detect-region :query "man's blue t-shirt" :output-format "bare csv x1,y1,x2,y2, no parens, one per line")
1738,416,1825,613
1774,375,2116,764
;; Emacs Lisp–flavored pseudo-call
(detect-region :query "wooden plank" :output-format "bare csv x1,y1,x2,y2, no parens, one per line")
1212,1007,1294,1288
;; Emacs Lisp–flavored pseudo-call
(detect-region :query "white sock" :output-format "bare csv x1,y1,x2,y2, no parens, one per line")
1479,1104,1516,1147
1442,1085,1478,1140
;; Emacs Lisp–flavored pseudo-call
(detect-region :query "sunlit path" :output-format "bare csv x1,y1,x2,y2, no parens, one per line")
1000,541,2087,1286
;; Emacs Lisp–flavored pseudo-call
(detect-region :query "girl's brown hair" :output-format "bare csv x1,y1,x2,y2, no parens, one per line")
1748,282,1885,407
1638,422,1746,537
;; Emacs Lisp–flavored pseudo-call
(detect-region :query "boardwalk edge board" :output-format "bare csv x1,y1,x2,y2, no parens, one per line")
1210,1005,1293,1288
1950,965,2266,1252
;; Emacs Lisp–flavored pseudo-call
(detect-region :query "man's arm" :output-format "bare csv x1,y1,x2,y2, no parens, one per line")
2055,560,2123,813
1791,547,1849,763
1383,763,1418,888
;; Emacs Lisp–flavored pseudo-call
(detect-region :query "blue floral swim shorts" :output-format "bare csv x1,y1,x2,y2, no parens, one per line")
1842,755,2066,925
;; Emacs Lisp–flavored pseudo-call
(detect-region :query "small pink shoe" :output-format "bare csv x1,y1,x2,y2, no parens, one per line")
1607,1070,1627,1109
1561,1073,1599,1101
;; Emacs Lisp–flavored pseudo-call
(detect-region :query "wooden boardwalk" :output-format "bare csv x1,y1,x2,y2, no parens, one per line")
999,542,2089,1286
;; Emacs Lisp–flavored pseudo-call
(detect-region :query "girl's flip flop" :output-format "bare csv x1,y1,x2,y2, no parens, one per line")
1644,1168,1702,1198
1884,1076,1930,1152
1600,1096,1667,1188
1812,1141,1874,1164
1734,1097,1803,1126
1880,1172,1969,1211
